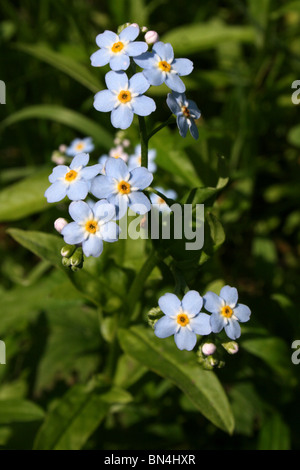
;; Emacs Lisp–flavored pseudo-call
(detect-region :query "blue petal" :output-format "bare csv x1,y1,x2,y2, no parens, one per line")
129,167,153,190
96,30,118,48
190,313,212,335
171,58,194,76
154,316,177,339
94,90,116,112
126,41,148,57
82,235,103,258
90,48,110,67
153,42,174,62
225,319,241,340
80,164,102,180
177,115,189,137
166,93,180,115
129,72,150,94
210,312,225,333
67,180,89,201
174,328,197,351
105,157,130,181
128,191,151,214
203,291,224,314
111,105,134,130
105,70,128,91
220,286,238,308
143,68,164,86
158,293,181,317
93,200,116,221
70,153,89,169
44,181,67,203
61,222,85,245
119,25,139,42
181,290,203,316
91,175,116,199
69,200,92,223
133,52,155,69
189,120,199,140
187,99,201,119
110,53,130,71
233,303,251,322
49,165,68,183
165,73,186,92
132,95,156,116
101,221,119,242
108,193,128,219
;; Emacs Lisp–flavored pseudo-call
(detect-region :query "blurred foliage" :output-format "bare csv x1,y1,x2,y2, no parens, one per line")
0,0,300,450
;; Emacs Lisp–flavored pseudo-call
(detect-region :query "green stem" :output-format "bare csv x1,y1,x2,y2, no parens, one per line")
138,116,148,168
147,114,175,141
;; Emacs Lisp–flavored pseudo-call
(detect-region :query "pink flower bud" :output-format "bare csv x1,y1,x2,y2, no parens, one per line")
145,30,159,45
59,144,67,153
202,343,217,356
54,218,68,233
141,26,148,33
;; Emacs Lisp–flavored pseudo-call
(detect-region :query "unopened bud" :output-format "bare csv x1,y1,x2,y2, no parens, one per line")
148,306,163,327
70,247,84,267
141,26,148,33
222,341,239,355
61,244,76,258
202,343,217,356
59,144,67,153
62,257,71,267
117,23,130,34
51,151,66,165
122,138,130,148
145,30,159,45
54,218,68,233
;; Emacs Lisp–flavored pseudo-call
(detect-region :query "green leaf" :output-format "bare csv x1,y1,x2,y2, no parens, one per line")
15,43,103,93
0,168,50,221
33,384,131,450
258,414,291,450
118,326,234,434
288,124,300,148
0,400,45,424
0,105,113,149
161,21,255,55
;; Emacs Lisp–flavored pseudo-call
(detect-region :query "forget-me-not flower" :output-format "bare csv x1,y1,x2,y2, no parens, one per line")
128,144,156,173
94,71,156,130
61,200,119,258
203,285,251,340
90,26,148,71
166,92,201,139
66,137,95,157
150,187,177,212
134,41,193,93
44,153,102,203
91,157,153,216
154,291,212,351
98,145,129,169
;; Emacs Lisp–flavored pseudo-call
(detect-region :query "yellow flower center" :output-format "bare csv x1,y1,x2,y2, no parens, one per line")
158,60,171,72
221,305,233,318
85,220,99,234
75,142,84,152
117,180,131,194
157,197,165,205
181,105,190,117
65,170,78,182
176,312,189,327
118,90,132,104
111,41,124,53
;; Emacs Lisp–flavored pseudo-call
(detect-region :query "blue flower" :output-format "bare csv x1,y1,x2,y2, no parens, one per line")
154,291,211,351
134,41,193,93
44,153,102,203
90,26,148,71
98,145,128,168
166,92,200,139
61,200,119,258
128,144,157,173
94,71,156,130
66,137,94,156
203,285,251,340
150,187,177,212
91,157,153,216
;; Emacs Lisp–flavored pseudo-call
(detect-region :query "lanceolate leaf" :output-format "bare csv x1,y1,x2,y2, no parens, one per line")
118,326,234,434
0,400,45,424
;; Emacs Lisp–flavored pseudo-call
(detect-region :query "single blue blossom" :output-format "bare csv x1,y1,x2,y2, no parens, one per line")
94,71,156,130
150,187,177,212
166,91,200,139
134,41,193,93
91,157,153,216
154,291,212,351
90,26,148,71
61,200,119,258
44,153,102,203
128,144,156,173
66,137,94,156
203,285,251,340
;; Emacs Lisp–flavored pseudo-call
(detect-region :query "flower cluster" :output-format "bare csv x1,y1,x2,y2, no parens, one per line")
90,24,201,138
154,286,251,351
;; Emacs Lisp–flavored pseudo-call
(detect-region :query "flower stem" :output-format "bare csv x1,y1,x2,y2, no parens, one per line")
147,114,175,141
138,116,148,168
